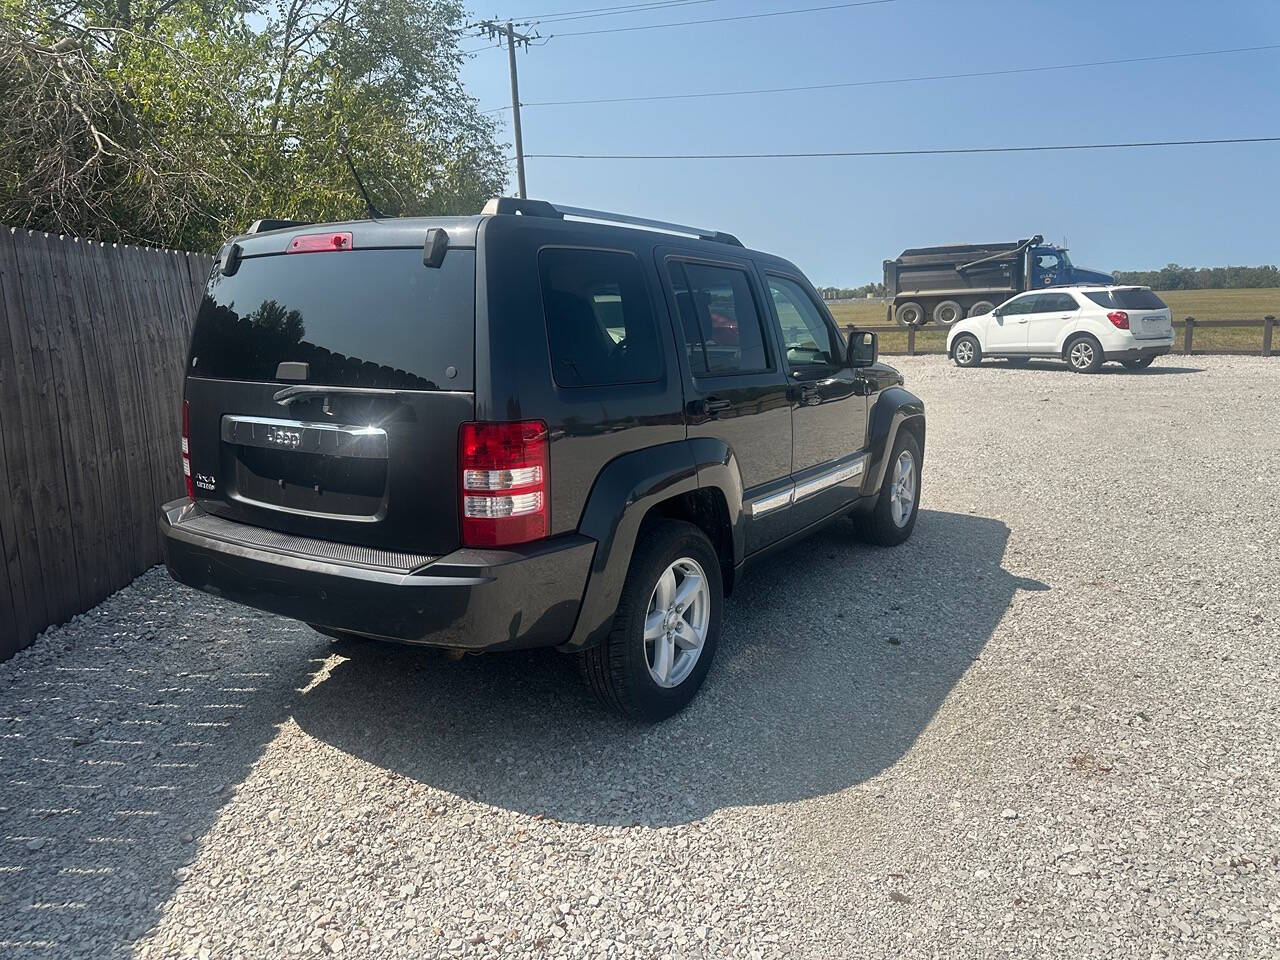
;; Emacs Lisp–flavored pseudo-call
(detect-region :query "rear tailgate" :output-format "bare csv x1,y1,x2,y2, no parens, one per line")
1111,287,1173,340
183,236,475,557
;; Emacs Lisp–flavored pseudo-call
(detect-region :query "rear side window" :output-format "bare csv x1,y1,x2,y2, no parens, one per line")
1036,292,1079,312
1085,288,1168,310
539,248,663,387
669,261,771,376
188,248,475,389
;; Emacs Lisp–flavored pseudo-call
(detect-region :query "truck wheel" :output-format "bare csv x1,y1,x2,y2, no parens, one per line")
1065,335,1104,374
968,301,996,318
952,334,981,367
852,431,922,547
933,300,963,326
579,519,722,722
895,301,925,327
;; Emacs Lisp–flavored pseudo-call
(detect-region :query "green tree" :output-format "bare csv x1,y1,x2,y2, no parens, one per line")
0,0,506,250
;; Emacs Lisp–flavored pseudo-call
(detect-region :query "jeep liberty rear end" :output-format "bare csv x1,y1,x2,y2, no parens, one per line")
163,199,926,720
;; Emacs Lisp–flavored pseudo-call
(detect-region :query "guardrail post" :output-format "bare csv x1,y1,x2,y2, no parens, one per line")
1264,315,1275,357
1182,316,1195,355
907,326,916,356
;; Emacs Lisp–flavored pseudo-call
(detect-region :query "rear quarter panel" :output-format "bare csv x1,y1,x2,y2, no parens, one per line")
476,216,687,537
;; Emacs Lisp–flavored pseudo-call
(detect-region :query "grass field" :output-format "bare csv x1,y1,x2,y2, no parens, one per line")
829,288,1280,356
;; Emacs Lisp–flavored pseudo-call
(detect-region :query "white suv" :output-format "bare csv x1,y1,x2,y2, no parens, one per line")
946,285,1175,373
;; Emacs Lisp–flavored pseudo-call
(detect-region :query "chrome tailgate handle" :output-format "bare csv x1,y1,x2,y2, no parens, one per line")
220,415,388,459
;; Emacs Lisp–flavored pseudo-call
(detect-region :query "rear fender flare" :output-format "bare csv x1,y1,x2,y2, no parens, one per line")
861,387,926,496
565,442,700,651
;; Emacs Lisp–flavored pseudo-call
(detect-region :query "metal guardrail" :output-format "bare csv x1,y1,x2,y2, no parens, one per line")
845,316,1278,357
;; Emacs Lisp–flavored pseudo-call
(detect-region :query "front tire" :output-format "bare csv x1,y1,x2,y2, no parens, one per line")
1066,335,1104,373
579,520,722,722
952,334,982,367
1122,356,1155,370
853,431,922,547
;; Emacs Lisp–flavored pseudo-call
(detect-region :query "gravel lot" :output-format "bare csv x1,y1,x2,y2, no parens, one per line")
3,354,1278,960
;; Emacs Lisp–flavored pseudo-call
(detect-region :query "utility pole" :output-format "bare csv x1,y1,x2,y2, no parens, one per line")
474,19,539,199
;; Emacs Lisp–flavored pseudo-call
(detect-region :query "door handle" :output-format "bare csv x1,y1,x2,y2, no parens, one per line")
789,384,821,405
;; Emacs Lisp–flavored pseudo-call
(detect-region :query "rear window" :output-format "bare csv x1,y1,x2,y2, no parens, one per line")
669,261,771,376
188,248,475,389
539,248,663,388
1084,288,1167,310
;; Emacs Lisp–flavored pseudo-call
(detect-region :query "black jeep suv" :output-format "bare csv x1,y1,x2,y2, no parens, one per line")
161,198,926,720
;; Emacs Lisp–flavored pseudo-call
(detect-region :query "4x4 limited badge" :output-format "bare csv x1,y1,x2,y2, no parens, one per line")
265,426,302,448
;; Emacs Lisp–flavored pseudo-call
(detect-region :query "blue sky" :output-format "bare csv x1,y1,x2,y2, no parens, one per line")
459,0,1280,286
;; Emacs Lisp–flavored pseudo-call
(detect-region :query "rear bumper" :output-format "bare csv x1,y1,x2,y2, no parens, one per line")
160,500,595,651
1104,342,1172,361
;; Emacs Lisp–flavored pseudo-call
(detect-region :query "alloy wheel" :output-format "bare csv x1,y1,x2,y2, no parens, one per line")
1069,341,1095,370
890,450,916,527
644,558,710,688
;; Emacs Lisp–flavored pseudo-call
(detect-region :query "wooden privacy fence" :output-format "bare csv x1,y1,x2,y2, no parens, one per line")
847,316,1279,357
0,229,212,660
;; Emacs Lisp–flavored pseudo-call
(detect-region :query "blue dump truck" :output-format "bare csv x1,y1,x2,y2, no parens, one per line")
884,235,1114,327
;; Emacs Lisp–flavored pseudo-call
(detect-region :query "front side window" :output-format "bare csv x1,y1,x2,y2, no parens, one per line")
767,275,841,368
540,248,663,388
669,261,771,376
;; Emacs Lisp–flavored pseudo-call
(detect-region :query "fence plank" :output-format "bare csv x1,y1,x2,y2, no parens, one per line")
12,232,82,625
0,231,42,652
1264,316,1275,358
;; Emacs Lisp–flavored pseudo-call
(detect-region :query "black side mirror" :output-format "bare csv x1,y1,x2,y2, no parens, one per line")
847,330,878,367
992,307,1003,318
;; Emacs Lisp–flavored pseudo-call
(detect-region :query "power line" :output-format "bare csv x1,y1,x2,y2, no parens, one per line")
522,136,1280,161
531,0,724,24
493,43,1280,109
548,0,896,37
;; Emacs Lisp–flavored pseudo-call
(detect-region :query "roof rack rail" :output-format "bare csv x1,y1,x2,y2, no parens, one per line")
246,218,313,235
480,197,743,247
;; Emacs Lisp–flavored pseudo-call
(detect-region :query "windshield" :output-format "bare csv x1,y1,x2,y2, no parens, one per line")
187,248,475,389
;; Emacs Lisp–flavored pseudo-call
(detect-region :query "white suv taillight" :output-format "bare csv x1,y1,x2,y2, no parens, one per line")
459,421,549,547
181,399,194,500
1108,310,1130,329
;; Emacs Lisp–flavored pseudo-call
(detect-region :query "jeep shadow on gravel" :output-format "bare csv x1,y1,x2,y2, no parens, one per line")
161,198,926,721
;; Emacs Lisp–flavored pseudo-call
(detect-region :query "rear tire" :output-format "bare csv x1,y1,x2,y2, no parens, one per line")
1065,335,1104,373
579,520,722,722
933,300,964,326
952,334,982,367
895,301,925,327
968,300,996,318
1122,356,1155,370
853,431,922,547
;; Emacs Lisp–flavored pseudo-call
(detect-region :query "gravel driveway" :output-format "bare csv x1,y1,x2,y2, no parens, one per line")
3,355,1278,959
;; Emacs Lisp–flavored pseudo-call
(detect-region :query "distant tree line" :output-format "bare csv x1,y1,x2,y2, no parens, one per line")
1110,264,1280,290
818,282,886,300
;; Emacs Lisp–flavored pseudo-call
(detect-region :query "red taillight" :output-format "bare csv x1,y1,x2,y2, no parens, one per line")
459,421,549,547
1108,310,1130,329
181,399,194,500
287,232,353,254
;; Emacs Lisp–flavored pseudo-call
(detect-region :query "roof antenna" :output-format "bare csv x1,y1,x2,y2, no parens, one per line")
344,152,386,220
